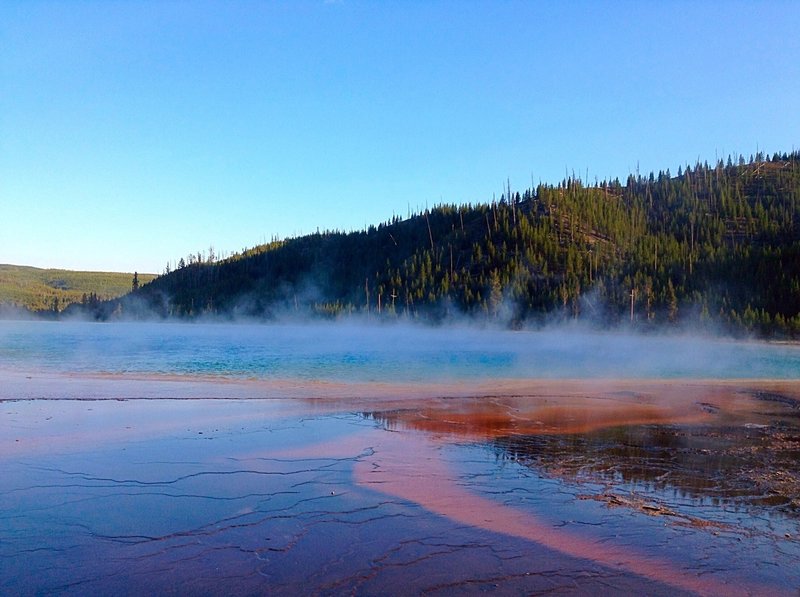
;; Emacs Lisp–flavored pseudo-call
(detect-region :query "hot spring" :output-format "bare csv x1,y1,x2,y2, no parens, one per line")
1,320,799,595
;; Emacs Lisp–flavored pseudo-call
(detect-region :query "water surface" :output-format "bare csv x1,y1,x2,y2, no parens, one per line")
2,319,800,381
1,321,799,595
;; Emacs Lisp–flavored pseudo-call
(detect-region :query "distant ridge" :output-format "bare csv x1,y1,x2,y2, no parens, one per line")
67,152,800,337
0,264,155,316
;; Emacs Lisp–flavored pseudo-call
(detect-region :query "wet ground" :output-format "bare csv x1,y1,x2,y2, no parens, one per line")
1,377,799,595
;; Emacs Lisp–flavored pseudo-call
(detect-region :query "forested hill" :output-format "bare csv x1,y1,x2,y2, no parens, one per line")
73,152,800,336
0,265,156,317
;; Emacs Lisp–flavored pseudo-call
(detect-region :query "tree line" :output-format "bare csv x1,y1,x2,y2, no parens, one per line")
71,151,800,337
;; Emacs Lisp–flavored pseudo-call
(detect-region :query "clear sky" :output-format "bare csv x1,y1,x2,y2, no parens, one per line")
2,1,799,274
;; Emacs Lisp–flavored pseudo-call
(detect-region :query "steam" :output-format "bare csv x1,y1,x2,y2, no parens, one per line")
1,317,799,384
4,265,798,383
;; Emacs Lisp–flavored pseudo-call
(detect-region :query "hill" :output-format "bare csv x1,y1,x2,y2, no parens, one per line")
0,265,156,315
71,151,800,337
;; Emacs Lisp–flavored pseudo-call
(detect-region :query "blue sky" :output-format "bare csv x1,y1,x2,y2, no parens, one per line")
2,1,799,273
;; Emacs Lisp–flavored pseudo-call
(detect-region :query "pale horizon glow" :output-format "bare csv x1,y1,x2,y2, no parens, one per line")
1,1,799,273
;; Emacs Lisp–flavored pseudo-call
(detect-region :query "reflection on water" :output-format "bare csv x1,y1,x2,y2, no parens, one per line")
369,387,800,527
493,421,800,515
360,385,800,594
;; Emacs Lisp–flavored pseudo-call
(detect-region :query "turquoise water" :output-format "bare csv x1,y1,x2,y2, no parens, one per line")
1,320,799,381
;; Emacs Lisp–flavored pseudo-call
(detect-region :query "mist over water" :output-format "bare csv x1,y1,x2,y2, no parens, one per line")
1,319,798,381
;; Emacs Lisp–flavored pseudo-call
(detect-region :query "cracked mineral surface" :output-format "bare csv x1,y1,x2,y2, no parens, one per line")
2,380,799,596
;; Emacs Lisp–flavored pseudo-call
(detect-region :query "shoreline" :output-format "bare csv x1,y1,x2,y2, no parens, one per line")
4,371,799,453
4,367,800,401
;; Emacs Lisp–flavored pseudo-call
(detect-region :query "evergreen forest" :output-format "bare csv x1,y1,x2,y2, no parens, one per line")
67,152,800,337
0,265,155,317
